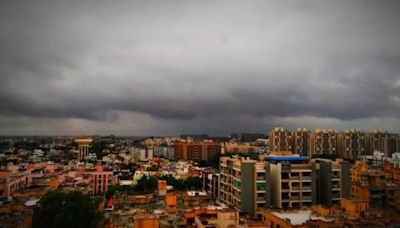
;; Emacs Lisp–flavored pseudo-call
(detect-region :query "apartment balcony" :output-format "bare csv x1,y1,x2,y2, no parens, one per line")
291,187,300,191
257,198,266,203
332,175,340,180
256,174,266,180
233,175,241,180
255,163,266,170
281,183,290,190
256,189,266,193
290,196,300,201
302,186,312,191
332,194,341,199
232,194,241,201
292,164,312,170
291,175,300,180
232,185,241,192
332,185,341,191
302,176,312,181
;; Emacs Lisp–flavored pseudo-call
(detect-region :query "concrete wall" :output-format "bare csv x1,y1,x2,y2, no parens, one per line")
319,161,333,207
265,162,272,208
311,162,318,205
341,161,351,198
270,163,281,208
240,162,255,215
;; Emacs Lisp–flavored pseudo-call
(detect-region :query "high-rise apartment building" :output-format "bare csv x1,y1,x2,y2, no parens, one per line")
268,127,293,152
130,146,154,161
311,158,351,207
268,154,351,210
387,133,400,157
365,129,388,156
154,145,175,160
309,129,338,157
175,141,221,161
219,156,268,216
269,128,399,160
266,153,313,209
293,128,310,156
338,129,365,160
217,153,351,215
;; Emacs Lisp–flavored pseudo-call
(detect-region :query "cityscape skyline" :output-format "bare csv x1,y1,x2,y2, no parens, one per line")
1,1,400,227
1,127,400,137
1,1,400,135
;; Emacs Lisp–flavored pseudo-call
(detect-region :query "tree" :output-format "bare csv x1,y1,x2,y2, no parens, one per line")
159,175,185,191
184,176,202,190
134,175,157,193
159,175,202,191
91,141,108,159
106,185,135,199
33,191,101,228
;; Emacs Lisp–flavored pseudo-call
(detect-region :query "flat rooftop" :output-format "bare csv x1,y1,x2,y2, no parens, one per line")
267,156,309,161
271,210,311,226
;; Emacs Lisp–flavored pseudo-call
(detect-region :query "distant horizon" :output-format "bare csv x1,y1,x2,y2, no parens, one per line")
1,127,399,138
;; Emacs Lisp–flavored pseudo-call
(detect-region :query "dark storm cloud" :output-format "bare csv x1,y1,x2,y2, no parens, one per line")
0,0,400,135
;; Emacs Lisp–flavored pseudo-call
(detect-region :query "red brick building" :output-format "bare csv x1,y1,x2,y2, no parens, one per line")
175,141,221,161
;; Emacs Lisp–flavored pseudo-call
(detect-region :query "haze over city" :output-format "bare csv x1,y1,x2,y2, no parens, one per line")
1,1,400,135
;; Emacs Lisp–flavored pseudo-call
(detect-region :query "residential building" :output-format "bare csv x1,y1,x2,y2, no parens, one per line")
222,142,257,154
175,141,221,161
130,146,154,161
309,128,338,157
293,128,310,156
194,209,239,228
219,156,267,216
268,127,293,152
387,133,400,157
311,158,351,207
351,161,400,210
154,145,175,160
202,171,220,200
266,153,313,209
360,151,387,168
86,164,115,194
365,129,389,156
338,129,365,160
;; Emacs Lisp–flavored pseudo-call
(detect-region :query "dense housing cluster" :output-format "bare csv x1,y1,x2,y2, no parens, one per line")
0,130,399,227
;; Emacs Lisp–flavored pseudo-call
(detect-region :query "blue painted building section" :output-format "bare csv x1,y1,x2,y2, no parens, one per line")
267,156,309,161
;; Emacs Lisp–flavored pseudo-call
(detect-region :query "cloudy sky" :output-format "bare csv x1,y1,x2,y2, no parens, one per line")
0,1,399,136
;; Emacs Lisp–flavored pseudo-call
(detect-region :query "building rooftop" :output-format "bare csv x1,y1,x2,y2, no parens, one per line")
271,210,312,226
267,156,309,161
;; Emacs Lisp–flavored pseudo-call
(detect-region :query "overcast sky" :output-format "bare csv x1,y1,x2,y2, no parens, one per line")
0,1,399,136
